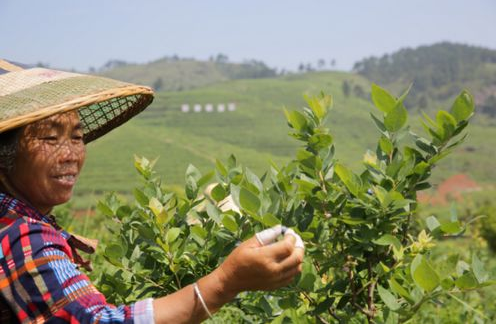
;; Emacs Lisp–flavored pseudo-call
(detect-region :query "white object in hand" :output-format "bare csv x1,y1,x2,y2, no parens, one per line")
256,225,304,249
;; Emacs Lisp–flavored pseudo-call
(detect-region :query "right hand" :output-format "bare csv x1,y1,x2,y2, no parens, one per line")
216,232,304,296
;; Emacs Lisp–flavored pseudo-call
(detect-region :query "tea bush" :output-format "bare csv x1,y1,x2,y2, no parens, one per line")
95,84,494,323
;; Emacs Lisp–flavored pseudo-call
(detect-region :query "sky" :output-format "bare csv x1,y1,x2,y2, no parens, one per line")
0,0,495,72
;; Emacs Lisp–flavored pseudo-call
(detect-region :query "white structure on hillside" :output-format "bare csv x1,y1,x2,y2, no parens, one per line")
205,103,214,112
228,102,236,111
181,104,190,113
193,104,202,113
217,104,226,112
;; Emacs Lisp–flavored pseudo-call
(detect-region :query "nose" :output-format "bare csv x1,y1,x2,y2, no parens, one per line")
57,139,84,164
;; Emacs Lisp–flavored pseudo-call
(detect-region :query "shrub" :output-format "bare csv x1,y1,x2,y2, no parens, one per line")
95,84,493,323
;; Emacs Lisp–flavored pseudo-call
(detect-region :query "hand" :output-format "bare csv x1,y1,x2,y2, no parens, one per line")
216,231,304,296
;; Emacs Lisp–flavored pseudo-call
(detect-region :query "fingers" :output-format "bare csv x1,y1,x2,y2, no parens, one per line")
262,234,296,260
278,246,304,272
255,225,283,245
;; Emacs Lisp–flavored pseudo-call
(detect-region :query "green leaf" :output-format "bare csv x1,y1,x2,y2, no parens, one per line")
284,109,308,132
148,197,164,217
440,221,462,234
191,224,207,241
455,272,479,290
384,101,408,132
210,184,226,202
166,227,181,243
413,161,429,175
97,201,114,217
262,213,281,227
305,94,329,119
185,164,202,182
371,83,396,113
106,243,125,259
215,159,228,177
245,168,263,193
471,254,488,284
411,254,440,292
425,216,441,232
379,136,393,155
133,188,149,207
297,260,316,291
436,110,457,132
206,202,221,224
340,217,368,225
335,164,362,196
397,83,412,103
221,214,238,233
450,90,474,123
370,113,388,135
185,176,198,200
373,234,402,250
239,187,261,214
389,278,413,302
197,171,214,187
378,284,400,311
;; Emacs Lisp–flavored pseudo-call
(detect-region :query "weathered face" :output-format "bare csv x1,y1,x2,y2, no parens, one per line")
8,111,86,214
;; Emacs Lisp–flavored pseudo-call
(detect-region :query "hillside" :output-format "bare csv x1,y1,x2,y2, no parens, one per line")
98,56,276,92
74,71,495,208
353,42,496,116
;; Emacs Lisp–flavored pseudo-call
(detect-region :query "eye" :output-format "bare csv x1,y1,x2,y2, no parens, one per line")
40,136,58,143
72,133,84,141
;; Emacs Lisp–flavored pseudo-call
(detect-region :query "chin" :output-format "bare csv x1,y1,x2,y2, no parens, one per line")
50,192,74,207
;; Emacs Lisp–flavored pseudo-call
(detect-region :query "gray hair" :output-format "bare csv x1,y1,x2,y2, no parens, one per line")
0,128,20,172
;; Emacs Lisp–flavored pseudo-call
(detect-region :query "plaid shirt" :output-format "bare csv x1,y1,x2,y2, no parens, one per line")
0,193,154,323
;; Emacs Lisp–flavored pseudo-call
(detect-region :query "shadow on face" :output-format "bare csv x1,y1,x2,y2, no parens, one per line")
7,111,86,214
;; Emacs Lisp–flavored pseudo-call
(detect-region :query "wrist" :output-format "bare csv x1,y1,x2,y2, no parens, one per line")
196,267,238,313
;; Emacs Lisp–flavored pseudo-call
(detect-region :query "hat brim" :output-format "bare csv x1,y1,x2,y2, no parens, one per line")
0,67,154,143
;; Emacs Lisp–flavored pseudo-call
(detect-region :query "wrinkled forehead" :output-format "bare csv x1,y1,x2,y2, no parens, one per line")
23,111,82,135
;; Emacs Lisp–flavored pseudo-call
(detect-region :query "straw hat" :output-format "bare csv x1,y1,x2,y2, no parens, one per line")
0,59,154,143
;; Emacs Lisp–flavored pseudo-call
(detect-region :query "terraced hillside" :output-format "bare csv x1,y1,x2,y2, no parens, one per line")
74,71,495,207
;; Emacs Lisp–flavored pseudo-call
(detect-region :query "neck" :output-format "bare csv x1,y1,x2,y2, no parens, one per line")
0,173,51,215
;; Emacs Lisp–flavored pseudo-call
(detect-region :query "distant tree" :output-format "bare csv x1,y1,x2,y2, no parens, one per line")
298,63,305,72
342,80,351,97
101,59,128,71
305,63,314,72
36,62,49,68
330,59,336,68
481,94,496,118
215,53,229,63
152,77,164,91
352,42,495,101
317,59,325,70
88,66,96,74
353,85,366,99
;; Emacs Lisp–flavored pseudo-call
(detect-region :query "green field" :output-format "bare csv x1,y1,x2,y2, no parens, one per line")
73,71,495,209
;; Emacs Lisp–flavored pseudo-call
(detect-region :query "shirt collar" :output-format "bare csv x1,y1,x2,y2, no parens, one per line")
0,192,71,240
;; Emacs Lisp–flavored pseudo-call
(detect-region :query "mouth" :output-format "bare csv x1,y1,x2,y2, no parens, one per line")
53,174,78,186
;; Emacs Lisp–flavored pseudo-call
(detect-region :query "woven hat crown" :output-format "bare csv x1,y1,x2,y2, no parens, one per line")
0,59,154,143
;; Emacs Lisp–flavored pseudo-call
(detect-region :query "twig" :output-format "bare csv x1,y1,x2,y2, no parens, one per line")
366,259,376,323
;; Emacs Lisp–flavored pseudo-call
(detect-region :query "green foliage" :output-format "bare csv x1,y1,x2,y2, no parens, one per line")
95,86,494,322
353,42,495,112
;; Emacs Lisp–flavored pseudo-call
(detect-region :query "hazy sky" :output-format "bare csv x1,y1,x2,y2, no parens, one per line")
1,0,495,72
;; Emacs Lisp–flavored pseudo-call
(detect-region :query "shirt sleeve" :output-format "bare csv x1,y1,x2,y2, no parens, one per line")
0,218,154,323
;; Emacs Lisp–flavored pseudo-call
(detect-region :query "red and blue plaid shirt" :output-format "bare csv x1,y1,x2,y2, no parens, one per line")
0,193,154,323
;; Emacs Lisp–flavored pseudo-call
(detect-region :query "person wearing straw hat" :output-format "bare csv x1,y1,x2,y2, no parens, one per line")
0,59,304,323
